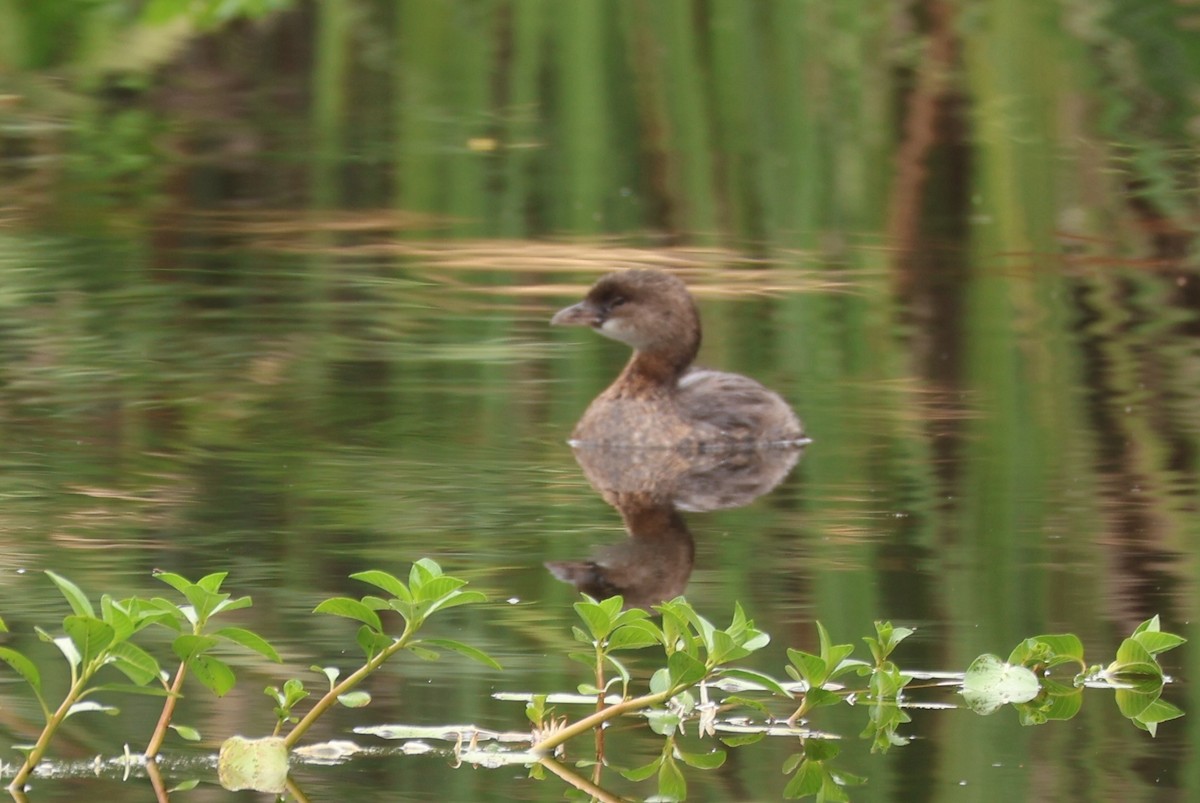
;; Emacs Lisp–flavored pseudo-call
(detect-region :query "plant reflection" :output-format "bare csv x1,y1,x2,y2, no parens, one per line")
548,443,804,607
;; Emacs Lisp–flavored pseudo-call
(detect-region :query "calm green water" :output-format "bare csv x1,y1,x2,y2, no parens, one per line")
1,1,1198,800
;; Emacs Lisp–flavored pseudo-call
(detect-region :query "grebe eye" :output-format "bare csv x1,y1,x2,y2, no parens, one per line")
609,296,627,309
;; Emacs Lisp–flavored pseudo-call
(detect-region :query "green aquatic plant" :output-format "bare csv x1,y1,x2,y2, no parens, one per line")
143,570,282,758
0,565,1186,800
0,569,279,790
964,615,1185,735
529,596,771,759
784,621,872,725
782,738,866,801
524,596,772,800
516,610,1185,801
273,559,499,748
0,572,176,792
774,618,1185,800
217,559,498,791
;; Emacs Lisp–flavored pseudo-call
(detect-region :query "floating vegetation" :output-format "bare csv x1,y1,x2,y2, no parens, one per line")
0,563,1185,799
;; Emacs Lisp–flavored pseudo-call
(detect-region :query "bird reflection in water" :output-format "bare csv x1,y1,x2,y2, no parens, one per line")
547,441,805,608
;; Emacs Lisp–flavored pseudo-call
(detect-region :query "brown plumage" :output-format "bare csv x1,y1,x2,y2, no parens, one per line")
551,269,806,449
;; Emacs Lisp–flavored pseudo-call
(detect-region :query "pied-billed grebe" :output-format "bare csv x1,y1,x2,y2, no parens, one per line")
551,269,806,449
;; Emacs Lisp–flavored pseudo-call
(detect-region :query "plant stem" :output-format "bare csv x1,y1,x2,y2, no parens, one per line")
144,662,188,759
592,647,605,773
144,758,168,803
530,682,693,756
283,621,414,749
539,756,624,803
7,677,88,792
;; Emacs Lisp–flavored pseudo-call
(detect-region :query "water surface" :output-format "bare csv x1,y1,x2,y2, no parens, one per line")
0,2,1197,800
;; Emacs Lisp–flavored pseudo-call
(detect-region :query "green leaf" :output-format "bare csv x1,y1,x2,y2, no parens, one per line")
419,638,502,670
408,644,440,661
0,647,42,696
0,615,6,632
721,732,765,747
64,615,115,667
597,594,624,618
66,701,119,718
416,575,468,603
212,627,281,662
683,607,718,654
721,694,768,713
173,634,219,663
108,641,163,686
46,571,94,618
962,654,1040,715
170,724,203,742
1133,630,1186,656
715,667,793,698
525,694,548,725
603,653,632,686
677,748,726,769
196,572,228,593
783,757,824,798
803,687,843,709
667,650,708,689
100,596,133,643
425,589,488,617
357,625,393,660
1030,634,1084,663
611,606,650,626
830,766,868,790
1113,676,1164,720
709,629,740,664
190,655,237,697
86,683,173,698
1134,697,1185,730
574,600,613,642
1016,685,1082,726
351,570,412,602
217,734,288,794
650,667,671,695
658,755,686,800
38,628,82,669
1132,615,1161,635
606,620,663,651
183,587,230,625
145,598,187,628
786,648,828,687
1109,661,1162,681
152,570,193,595
211,596,253,616
804,738,840,761
620,758,661,782
273,677,309,708
361,595,391,611
815,622,844,661
741,629,771,653
314,597,383,632
656,603,694,655
337,691,372,708
1114,637,1156,667
409,559,441,589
